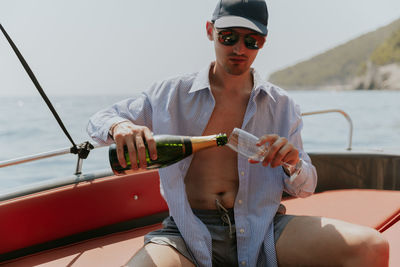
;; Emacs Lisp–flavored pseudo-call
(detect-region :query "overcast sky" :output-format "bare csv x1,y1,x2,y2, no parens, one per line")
1,0,400,96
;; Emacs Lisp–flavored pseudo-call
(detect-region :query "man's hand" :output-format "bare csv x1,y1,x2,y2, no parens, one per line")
110,121,157,170
249,134,299,168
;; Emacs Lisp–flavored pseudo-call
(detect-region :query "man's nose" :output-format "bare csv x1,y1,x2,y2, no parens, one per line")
232,38,246,55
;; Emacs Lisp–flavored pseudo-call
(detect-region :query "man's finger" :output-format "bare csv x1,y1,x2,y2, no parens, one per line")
116,137,127,168
126,135,138,170
248,158,260,164
262,137,287,167
143,128,157,160
257,134,279,146
282,149,299,166
271,143,291,168
135,134,147,169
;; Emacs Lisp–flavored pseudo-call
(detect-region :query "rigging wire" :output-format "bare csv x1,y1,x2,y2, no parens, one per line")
0,23,93,161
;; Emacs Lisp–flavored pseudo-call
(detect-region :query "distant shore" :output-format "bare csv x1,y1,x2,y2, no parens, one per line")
282,63,400,91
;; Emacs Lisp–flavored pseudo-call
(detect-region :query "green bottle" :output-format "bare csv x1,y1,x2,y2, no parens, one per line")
109,133,228,175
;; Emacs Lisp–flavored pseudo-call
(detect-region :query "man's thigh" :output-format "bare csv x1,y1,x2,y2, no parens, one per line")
275,215,388,266
126,243,195,267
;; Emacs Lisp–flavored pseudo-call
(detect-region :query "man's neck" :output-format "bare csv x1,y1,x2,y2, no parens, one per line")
209,62,254,94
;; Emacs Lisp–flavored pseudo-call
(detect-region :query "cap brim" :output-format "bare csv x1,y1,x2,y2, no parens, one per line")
214,16,267,35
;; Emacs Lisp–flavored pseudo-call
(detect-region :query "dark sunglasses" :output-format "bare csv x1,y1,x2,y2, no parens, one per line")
215,29,266,50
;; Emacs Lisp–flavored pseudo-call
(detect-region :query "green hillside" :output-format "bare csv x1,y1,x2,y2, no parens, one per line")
269,18,400,88
370,27,400,66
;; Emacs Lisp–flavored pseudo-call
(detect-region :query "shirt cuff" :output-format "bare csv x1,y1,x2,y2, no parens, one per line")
283,159,316,197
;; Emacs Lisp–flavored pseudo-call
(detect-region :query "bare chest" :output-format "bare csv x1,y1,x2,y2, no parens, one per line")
184,95,250,209
202,96,249,136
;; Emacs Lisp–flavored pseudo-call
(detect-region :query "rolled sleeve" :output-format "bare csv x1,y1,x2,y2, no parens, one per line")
87,92,153,145
283,159,317,198
282,103,317,198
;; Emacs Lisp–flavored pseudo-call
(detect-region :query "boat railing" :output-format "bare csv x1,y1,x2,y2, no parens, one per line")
0,143,106,172
0,108,354,173
301,109,353,151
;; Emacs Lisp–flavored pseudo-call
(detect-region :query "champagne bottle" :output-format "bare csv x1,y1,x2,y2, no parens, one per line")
109,133,228,175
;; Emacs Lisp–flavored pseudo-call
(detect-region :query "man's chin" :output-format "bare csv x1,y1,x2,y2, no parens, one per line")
224,65,249,76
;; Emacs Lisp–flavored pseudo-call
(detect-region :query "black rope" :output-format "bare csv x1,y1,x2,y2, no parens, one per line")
0,23,93,158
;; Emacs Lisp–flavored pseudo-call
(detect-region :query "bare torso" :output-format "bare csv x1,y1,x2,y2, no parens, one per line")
185,81,251,210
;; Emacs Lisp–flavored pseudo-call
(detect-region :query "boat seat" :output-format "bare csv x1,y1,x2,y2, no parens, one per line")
382,219,400,267
283,189,400,267
4,189,400,266
282,189,400,231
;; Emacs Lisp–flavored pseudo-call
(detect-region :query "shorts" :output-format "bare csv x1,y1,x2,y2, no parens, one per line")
143,204,294,266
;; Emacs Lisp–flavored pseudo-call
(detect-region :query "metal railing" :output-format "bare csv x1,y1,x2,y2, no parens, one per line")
0,109,354,172
0,143,105,171
301,109,353,151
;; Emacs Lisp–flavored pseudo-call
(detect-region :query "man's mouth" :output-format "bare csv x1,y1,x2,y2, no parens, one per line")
228,56,247,64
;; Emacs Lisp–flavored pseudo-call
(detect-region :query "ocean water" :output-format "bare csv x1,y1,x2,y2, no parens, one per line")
1,90,400,192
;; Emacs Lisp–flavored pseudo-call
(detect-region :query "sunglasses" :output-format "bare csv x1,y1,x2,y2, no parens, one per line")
215,28,266,50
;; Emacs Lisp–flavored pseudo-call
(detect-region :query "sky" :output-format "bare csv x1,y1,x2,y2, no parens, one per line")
1,0,400,96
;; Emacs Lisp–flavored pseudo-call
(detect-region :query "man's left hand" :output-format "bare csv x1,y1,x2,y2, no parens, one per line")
248,134,299,168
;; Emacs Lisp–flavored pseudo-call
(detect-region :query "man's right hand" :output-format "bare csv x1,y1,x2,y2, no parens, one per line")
110,121,157,170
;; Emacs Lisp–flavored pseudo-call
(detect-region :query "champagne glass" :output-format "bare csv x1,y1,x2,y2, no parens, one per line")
227,128,302,181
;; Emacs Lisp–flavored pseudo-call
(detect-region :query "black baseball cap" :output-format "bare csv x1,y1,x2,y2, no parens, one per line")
211,0,268,36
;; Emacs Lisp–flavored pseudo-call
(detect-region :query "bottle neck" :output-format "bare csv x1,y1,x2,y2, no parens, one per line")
190,134,227,153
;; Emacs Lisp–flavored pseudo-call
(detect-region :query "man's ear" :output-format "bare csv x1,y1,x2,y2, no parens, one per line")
206,21,214,41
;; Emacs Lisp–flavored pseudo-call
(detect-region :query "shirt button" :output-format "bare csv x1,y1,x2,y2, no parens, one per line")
240,171,245,176
240,228,245,234
241,261,246,266
238,199,243,205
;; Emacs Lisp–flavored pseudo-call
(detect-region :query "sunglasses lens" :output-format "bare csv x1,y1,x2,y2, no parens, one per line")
217,29,265,49
218,31,238,46
245,35,265,49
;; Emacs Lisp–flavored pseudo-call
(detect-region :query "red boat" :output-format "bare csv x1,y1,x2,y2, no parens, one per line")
1,138,399,266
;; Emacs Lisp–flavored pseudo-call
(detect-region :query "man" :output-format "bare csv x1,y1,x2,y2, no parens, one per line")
87,0,389,266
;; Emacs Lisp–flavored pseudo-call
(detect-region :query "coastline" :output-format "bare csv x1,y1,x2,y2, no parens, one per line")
283,63,400,91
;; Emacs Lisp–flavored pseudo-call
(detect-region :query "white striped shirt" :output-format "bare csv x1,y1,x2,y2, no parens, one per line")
87,63,317,267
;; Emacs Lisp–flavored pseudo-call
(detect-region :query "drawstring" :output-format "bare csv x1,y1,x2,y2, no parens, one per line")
215,199,233,238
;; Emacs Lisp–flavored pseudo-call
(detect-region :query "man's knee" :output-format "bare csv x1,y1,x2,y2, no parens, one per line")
346,228,389,267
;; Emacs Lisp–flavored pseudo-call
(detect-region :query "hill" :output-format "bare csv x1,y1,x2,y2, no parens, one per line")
269,18,400,90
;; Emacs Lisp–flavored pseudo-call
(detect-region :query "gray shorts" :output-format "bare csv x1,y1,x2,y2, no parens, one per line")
144,205,294,266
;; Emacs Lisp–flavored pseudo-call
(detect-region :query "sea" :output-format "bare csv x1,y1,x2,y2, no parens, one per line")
1,90,400,193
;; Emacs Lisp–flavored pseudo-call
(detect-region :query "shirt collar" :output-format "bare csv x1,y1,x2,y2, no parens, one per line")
189,62,276,102
251,68,276,102
188,64,212,94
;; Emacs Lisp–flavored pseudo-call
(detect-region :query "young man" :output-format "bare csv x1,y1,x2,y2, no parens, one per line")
87,0,389,266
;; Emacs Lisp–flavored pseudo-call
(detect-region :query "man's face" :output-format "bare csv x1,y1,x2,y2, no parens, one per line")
207,22,265,76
